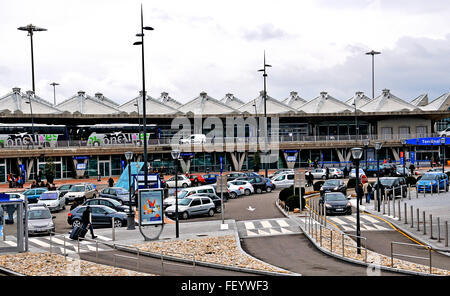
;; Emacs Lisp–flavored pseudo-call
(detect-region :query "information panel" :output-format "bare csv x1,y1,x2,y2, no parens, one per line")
138,189,164,226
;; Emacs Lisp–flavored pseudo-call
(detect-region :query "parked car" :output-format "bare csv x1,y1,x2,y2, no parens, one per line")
163,185,216,209
188,174,206,186
329,168,344,179
226,185,242,199
67,205,128,228
226,172,247,181
416,172,449,193
268,169,294,178
373,177,407,199
438,127,450,137
319,192,352,215
227,180,254,196
165,175,191,188
235,176,268,193
427,167,450,174
165,196,216,220
319,179,347,197
82,198,131,213
264,178,276,191
179,134,207,144
349,168,368,183
310,168,327,180
202,174,218,184
27,204,55,235
271,173,294,189
37,191,66,212
64,183,98,203
57,184,74,197
99,187,132,205
393,166,411,177
22,188,48,204
193,193,223,213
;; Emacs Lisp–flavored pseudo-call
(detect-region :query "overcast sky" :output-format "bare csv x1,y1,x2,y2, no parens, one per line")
1,0,450,106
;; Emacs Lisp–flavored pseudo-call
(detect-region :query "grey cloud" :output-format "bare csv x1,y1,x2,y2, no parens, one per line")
243,23,288,41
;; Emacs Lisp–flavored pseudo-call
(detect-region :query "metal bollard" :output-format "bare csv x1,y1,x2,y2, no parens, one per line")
438,217,441,243
383,189,386,214
63,236,67,259
430,182,433,197
408,184,411,200
398,200,401,220
423,211,426,235
112,217,116,241
411,206,414,228
430,214,434,239
401,185,403,201
393,195,396,218
417,208,420,231
388,195,391,216
404,203,407,224
424,185,426,198
446,221,448,247
49,233,52,254
324,203,327,227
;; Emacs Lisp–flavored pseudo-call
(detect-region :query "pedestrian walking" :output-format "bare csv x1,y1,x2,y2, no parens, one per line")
409,163,415,175
356,183,364,203
81,206,97,239
367,182,372,203
108,177,114,187
7,173,13,188
343,166,348,179
308,171,314,187
326,167,329,180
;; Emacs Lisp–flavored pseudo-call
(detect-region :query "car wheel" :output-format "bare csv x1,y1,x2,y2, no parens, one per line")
256,188,262,194
72,219,82,228
182,183,188,188
113,219,123,228
266,186,272,193
244,189,251,196
230,192,237,199
322,175,326,180
182,212,189,220
208,208,215,217
334,175,338,179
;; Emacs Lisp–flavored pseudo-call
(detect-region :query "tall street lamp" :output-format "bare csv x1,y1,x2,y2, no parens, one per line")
50,82,59,106
375,142,382,212
258,51,271,178
365,50,381,99
125,151,135,230
133,4,154,189
351,147,363,254
441,138,446,173
171,149,181,238
17,24,47,93
401,139,407,177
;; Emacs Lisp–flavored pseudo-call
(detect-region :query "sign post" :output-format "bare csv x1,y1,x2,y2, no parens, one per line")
220,156,224,225
138,189,164,241
295,170,304,211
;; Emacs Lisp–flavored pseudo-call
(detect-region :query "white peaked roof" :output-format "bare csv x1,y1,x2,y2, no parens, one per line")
157,92,183,109
92,92,120,107
0,87,62,114
345,91,371,108
239,91,297,114
56,91,121,114
421,93,450,111
178,92,239,115
359,89,421,112
119,91,181,114
220,93,245,109
411,94,429,107
299,92,352,113
282,91,307,109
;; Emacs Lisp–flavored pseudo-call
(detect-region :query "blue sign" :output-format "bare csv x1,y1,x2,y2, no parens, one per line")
411,152,415,164
73,156,89,160
283,150,299,153
76,163,87,170
406,138,448,146
286,155,297,162
220,156,223,174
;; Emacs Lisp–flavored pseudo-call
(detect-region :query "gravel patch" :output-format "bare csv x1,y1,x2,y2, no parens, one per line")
133,235,291,274
0,252,154,276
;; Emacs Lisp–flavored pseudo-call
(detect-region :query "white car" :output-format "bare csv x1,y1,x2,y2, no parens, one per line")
349,168,366,179
438,127,450,137
37,191,66,212
329,168,344,179
163,185,215,209
165,175,191,188
165,196,215,220
268,169,294,178
179,134,207,144
227,180,254,196
271,173,295,188
310,168,327,179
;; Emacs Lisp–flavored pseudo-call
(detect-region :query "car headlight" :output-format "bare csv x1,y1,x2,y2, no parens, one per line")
347,202,352,207
325,203,332,208
334,187,339,190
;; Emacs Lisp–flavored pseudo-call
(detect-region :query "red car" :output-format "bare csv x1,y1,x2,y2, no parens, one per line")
188,174,206,186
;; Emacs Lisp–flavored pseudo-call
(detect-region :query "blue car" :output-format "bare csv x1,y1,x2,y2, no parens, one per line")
22,188,48,203
202,174,218,184
417,172,449,193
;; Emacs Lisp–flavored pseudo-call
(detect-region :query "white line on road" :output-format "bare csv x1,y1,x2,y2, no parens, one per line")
260,221,272,229
275,219,290,227
244,222,255,230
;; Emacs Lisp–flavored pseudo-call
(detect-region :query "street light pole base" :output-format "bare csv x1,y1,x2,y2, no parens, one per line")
127,214,136,230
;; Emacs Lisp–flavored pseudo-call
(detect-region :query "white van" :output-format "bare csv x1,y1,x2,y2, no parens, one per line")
163,185,216,209
179,134,207,144
271,173,295,188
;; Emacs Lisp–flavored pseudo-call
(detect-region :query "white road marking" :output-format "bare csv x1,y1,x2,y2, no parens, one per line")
95,235,112,241
260,221,272,229
361,215,380,224
244,222,255,230
3,240,17,247
275,219,290,227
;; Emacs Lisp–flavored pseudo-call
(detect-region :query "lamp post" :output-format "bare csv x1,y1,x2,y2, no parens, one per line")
24,91,35,135
365,50,381,99
125,151,135,230
375,142,382,212
401,139,407,177
133,4,154,189
258,51,271,178
171,149,181,238
351,147,363,254
17,24,47,93
441,138,446,173
134,102,141,135
50,82,59,106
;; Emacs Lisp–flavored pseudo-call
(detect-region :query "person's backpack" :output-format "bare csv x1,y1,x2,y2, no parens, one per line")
367,184,372,192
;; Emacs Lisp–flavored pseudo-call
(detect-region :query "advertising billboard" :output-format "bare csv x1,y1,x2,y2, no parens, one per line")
138,189,164,226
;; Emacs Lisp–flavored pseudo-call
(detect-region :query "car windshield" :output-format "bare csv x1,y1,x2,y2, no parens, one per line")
102,207,116,214
39,192,58,200
28,209,51,220
376,179,395,186
325,194,347,201
421,174,438,181
58,185,72,190
107,199,121,206
115,188,128,195
323,180,340,186
178,198,192,206
178,190,189,199
70,186,85,192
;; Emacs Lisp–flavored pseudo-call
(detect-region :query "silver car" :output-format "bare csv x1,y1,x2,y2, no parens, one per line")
37,191,66,212
165,196,215,220
27,204,55,235
99,187,132,205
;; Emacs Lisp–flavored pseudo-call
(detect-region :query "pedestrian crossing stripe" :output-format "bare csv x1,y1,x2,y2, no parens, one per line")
360,215,380,223
275,219,290,227
244,222,255,230
27,237,110,253
3,240,16,247
260,221,272,229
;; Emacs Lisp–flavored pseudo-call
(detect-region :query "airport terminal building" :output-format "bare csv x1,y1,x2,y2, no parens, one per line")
0,87,450,183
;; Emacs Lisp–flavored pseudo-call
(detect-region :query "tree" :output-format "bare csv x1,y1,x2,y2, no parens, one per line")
253,152,261,172
44,157,56,184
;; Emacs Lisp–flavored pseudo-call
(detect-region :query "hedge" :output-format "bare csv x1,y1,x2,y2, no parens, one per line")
279,187,294,202
285,194,306,210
